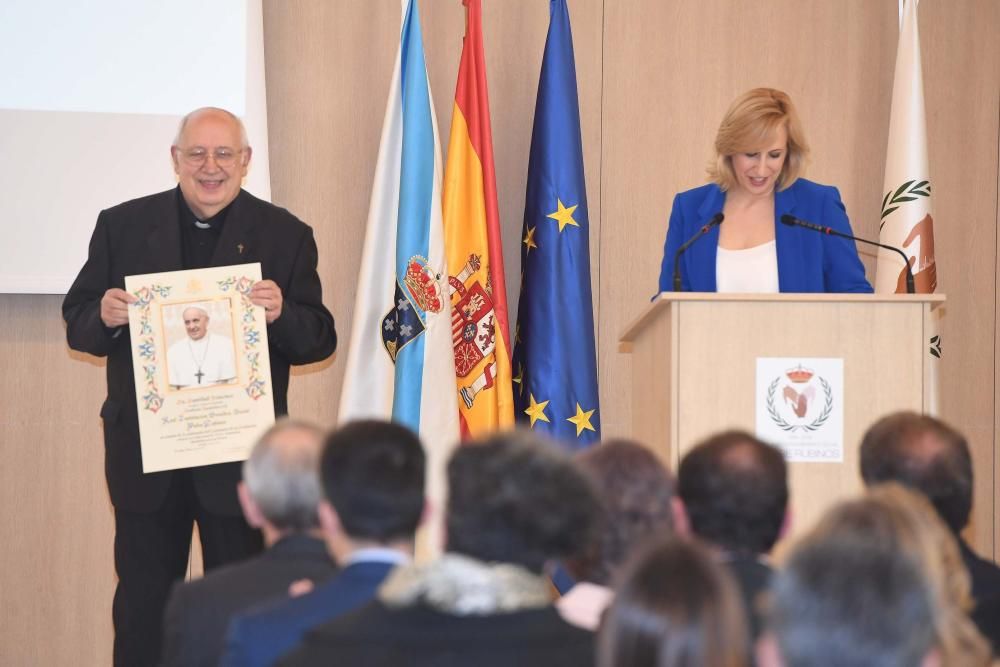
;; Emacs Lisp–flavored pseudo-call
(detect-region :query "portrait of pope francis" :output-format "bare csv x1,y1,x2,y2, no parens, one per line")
166,304,237,389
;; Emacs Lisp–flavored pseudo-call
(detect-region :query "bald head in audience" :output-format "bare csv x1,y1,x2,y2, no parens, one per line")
239,419,326,546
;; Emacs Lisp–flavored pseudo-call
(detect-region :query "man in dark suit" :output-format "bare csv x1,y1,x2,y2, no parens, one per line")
860,411,1000,652
278,430,603,667
160,419,337,667
221,420,425,667
62,107,337,666
678,431,789,644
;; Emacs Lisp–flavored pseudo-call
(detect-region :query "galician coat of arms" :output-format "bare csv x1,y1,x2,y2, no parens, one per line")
381,256,444,362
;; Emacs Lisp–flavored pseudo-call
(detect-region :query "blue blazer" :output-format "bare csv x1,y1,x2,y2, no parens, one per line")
657,179,873,293
221,560,396,667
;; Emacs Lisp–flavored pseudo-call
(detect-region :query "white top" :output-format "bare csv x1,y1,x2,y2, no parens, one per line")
167,333,237,388
556,582,613,631
716,240,779,293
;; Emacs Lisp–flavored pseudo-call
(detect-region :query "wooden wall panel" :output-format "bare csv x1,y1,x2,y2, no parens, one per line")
262,1,399,428
918,0,999,556
0,296,115,666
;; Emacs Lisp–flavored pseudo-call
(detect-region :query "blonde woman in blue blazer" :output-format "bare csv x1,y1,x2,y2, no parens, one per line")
658,88,873,294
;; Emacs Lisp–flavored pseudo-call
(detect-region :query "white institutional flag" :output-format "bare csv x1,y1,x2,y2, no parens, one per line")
338,0,459,557
877,0,940,410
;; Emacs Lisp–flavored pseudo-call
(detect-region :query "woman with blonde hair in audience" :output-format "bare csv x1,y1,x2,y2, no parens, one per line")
598,537,748,667
807,483,991,666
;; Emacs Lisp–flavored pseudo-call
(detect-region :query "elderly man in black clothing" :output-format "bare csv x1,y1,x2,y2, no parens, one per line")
860,411,1000,652
279,429,603,667
160,419,337,667
63,106,337,666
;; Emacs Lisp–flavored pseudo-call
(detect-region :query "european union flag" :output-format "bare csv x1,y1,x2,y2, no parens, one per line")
512,0,600,448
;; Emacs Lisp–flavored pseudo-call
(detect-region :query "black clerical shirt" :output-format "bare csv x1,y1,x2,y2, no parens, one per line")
177,187,231,269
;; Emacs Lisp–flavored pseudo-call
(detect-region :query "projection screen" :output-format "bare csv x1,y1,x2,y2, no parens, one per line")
0,0,271,293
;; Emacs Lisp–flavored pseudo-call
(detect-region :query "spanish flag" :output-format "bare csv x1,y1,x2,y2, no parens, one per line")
442,0,514,437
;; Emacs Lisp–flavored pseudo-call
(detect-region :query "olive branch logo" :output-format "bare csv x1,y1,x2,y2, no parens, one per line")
880,179,931,230
766,377,834,433
930,334,942,359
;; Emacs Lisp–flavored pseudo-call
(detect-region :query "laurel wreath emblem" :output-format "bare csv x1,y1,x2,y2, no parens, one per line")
766,377,834,432
880,179,931,230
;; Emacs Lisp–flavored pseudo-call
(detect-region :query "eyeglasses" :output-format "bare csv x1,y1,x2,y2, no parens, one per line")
175,147,243,168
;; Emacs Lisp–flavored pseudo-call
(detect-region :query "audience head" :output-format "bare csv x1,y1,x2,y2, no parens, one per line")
678,431,787,556
710,87,809,192
599,538,748,667
760,483,988,667
240,418,325,533
761,525,937,667
446,429,602,574
569,439,679,585
320,419,426,545
860,411,973,534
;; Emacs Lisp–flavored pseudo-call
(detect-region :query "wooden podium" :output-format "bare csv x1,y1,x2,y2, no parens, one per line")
619,292,945,538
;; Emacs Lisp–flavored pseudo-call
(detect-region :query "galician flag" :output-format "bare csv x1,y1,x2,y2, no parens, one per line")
876,0,940,410
338,0,458,554
442,0,514,438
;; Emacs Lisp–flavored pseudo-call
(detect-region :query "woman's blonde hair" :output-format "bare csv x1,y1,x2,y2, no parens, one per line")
709,88,809,192
807,483,990,666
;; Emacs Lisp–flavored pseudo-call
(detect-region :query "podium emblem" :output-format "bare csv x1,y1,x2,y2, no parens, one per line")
755,358,844,463
765,365,834,432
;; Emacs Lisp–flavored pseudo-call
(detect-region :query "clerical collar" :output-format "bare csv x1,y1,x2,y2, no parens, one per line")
176,186,232,231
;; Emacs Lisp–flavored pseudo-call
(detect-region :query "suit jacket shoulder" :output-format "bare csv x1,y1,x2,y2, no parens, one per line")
279,601,594,667
161,536,336,667
724,555,773,641
222,561,395,667
960,539,1000,653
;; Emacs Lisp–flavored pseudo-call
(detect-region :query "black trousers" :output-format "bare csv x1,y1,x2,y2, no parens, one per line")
111,469,262,667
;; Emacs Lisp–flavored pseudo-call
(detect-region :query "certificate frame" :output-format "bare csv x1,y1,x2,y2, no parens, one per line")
125,263,275,473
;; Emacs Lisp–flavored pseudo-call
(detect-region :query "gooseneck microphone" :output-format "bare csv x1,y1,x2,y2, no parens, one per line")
672,212,724,291
779,214,915,294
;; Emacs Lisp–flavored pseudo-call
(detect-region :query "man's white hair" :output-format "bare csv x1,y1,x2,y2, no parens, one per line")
242,419,325,531
173,107,250,149
181,304,210,319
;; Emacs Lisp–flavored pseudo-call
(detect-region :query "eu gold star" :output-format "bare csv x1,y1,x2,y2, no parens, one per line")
523,225,538,252
524,393,550,428
546,199,579,232
566,403,596,437
512,364,524,396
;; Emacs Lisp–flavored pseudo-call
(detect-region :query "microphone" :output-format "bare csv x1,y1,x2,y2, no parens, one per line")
780,214,914,294
673,212,724,291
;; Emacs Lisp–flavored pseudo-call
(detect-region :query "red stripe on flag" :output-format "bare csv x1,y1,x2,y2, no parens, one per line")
454,0,511,360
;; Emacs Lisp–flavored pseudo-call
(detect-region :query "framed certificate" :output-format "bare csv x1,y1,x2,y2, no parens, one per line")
125,263,275,472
